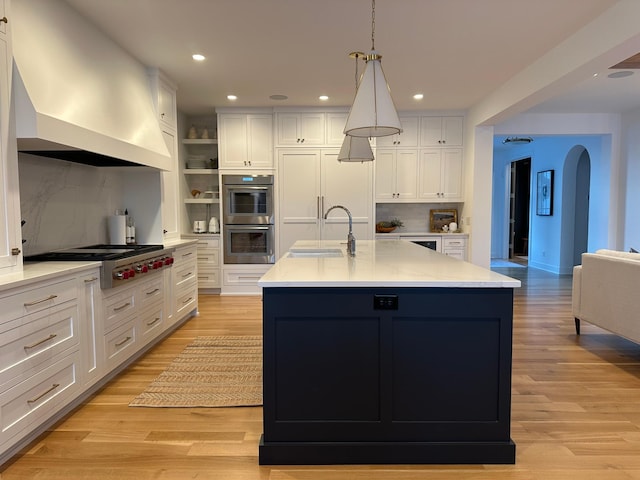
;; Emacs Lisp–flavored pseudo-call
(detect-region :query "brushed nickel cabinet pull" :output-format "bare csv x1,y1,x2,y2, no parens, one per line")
182,272,193,278
146,317,161,327
115,336,132,347
145,288,160,296
182,297,193,305
84,277,98,283
24,294,58,307
27,384,60,404
182,252,194,258
24,334,57,350
113,302,131,312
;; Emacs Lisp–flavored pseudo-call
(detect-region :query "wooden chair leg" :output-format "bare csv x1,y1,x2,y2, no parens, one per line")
574,318,581,335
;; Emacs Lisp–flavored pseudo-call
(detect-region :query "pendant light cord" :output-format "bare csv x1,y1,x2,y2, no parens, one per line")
371,0,376,51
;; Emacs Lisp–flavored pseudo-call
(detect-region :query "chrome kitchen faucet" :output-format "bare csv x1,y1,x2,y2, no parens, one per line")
324,205,356,256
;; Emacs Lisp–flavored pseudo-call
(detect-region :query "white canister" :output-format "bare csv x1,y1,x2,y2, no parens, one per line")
208,217,219,233
449,222,458,233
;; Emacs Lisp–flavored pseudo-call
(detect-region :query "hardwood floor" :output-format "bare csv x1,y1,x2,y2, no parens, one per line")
3,267,640,479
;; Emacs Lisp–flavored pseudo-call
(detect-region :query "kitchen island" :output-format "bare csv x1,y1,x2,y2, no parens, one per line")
258,240,520,465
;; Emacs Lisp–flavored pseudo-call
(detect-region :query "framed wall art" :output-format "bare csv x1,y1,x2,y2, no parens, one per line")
536,170,554,216
430,209,458,232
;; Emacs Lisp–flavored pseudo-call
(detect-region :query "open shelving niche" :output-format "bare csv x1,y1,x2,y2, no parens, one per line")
182,138,220,232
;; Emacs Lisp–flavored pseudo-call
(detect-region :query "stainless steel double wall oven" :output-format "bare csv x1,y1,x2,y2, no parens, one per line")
221,174,275,264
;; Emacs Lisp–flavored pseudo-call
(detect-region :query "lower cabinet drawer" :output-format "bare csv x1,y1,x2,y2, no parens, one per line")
104,321,137,370
139,304,164,345
175,282,197,319
0,350,80,447
174,260,197,289
103,289,136,333
197,268,220,288
443,237,466,248
223,269,266,287
0,304,79,389
444,249,465,260
197,249,220,267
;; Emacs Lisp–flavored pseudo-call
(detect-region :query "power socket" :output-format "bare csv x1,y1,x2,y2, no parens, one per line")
373,294,398,310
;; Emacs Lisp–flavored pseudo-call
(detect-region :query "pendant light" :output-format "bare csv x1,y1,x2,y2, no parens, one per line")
343,0,402,138
339,52,374,162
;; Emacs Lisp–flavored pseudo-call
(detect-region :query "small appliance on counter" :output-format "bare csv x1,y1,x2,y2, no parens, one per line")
208,217,219,233
193,220,207,233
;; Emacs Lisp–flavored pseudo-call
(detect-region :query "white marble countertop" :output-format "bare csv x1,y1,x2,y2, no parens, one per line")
0,239,198,292
259,240,521,288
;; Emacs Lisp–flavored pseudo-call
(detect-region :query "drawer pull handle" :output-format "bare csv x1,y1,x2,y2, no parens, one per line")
182,252,194,258
115,336,132,347
182,297,193,305
113,302,131,312
24,334,57,350
146,288,161,296
27,383,60,404
182,272,193,278
84,277,99,283
24,294,58,307
146,317,161,326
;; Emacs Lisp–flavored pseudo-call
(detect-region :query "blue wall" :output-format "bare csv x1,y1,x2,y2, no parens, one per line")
492,136,609,274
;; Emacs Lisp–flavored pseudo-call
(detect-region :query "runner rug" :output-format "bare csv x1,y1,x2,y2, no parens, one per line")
129,335,262,408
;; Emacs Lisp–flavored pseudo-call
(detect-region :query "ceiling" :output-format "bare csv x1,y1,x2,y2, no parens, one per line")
63,0,638,119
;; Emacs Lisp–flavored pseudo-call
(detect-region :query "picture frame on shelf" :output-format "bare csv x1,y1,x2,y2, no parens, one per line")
536,170,554,216
430,209,458,232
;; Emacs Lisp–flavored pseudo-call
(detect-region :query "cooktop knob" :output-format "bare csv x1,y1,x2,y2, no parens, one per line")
113,271,124,280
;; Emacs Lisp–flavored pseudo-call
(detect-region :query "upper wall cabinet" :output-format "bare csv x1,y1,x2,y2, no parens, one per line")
218,113,273,169
375,116,419,147
420,116,463,147
148,68,177,132
325,113,349,145
276,112,325,145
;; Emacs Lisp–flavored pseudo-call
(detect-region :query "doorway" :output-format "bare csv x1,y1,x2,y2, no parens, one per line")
572,150,590,266
509,158,531,259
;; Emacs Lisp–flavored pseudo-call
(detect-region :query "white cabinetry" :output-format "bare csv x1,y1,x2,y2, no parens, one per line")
442,236,467,260
278,148,373,255
149,69,180,241
375,116,419,147
78,270,101,387
325,112,348,145
420,116,463,146
182,234,220,290
276,112,325,145
182,138,219,234
0,275,81,452
218,113,273,169
0,0,21,272
374,149,419,201
419,148,463,201
172,243,198,319
160,130,180,240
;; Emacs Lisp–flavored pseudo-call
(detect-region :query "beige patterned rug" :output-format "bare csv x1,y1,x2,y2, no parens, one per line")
129,336,262,408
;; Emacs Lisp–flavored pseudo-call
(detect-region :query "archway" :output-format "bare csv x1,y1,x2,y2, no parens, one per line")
560,146,591,271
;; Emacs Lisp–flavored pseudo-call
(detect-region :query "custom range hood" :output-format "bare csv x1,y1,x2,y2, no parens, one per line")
12,0,171,170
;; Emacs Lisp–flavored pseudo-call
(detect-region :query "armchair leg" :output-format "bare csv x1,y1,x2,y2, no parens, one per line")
574,318,581,335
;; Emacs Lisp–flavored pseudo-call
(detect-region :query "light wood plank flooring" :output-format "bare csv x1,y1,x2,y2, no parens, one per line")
3,266,640,479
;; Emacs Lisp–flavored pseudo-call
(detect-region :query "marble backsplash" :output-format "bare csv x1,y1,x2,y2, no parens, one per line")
18,154,125,255
376,202,462,233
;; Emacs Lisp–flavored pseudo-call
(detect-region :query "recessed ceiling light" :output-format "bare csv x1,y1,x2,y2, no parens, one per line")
319,95,329,101
269,94,288,101
192,54,205,61
413,93,424,100
608,70,634,79
227,95,238,101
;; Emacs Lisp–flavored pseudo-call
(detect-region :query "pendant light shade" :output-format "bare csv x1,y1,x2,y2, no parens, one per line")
338,134,374,162
344,52,402,138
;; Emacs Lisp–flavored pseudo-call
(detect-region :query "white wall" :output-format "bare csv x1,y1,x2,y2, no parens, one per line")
621,108,640,251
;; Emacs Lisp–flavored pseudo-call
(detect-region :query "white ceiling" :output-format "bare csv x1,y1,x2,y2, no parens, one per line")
63,0,638,119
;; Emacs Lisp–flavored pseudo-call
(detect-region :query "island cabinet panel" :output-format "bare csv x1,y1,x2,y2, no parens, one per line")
260,287,515,465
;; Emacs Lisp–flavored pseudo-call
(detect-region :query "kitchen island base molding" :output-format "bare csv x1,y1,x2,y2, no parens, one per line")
259,437,516,465
261,286,516,465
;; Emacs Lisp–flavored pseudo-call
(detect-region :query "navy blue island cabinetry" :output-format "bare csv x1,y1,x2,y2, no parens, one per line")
258,240,520,465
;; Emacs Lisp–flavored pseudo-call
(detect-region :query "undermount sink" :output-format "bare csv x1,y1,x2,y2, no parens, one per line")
287,248,344,258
